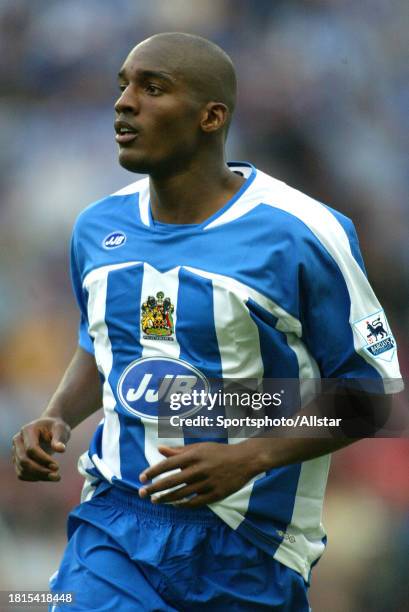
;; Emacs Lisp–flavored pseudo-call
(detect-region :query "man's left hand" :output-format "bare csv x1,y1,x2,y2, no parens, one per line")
138,442,257,508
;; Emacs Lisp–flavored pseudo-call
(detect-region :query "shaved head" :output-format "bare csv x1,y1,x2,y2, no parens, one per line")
115,33,238,174
129,32,237,130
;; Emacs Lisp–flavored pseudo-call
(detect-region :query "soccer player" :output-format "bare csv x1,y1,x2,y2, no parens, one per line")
12,33,402,611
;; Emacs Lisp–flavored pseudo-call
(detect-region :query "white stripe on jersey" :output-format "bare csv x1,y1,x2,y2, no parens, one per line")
84,263,142,481
139,264,181,361
285,334,321,407
209,478,263,530
111,176,150,226
83,261,141,286
138,179,150,226
139,264,185,494
274,331,327,575
78,439,103,502
275,455,330,577
212,280,264,380
211,272,266,525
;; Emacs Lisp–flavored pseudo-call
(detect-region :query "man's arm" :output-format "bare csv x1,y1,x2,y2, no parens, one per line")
137,391,393,507
12,347,102,482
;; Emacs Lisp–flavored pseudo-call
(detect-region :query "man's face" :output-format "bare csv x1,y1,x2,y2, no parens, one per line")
114,43,204,175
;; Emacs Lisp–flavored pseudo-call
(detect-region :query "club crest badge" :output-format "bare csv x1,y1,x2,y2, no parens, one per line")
353,309,396,362
141,291,175,341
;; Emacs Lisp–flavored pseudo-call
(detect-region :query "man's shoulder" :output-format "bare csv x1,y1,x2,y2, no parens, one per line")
213,166,355,249
249,167,356,243
73,176,149,231
255,169,350,225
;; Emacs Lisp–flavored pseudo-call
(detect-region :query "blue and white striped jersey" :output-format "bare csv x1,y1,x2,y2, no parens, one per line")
72,162,401,580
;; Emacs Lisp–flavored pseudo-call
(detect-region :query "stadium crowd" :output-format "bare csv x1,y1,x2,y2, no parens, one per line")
0,1,408,610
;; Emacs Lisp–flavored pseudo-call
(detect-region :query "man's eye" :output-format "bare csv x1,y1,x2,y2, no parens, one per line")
145,84,162,95
118,84,128,92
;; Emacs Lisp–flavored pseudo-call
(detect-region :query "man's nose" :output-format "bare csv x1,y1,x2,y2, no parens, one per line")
114,86,140,114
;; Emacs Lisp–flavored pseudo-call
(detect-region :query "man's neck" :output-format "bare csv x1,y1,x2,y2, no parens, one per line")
149,156,246,225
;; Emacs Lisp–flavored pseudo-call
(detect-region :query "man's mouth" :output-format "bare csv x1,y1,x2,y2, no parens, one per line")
115,121,139,144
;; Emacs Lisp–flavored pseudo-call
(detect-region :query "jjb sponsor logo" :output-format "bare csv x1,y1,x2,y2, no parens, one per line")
353,310,396,362
103,231,127,249
117,357,209,420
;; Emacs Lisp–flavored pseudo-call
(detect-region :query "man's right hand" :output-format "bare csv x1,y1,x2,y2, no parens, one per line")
12,417,71,482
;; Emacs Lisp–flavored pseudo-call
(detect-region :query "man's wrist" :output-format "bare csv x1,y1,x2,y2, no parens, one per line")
41,395,72,427
235,438,276,476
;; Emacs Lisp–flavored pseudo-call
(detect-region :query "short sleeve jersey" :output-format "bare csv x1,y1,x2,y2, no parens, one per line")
71,162,402,581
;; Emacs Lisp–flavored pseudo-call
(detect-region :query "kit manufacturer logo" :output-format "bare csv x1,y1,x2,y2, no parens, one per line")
102,231,127,249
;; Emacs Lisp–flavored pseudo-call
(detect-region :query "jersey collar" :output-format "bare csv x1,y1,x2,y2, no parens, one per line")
138,161,257,231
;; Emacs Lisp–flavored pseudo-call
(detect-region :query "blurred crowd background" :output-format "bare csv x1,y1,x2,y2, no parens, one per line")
0,1,408,611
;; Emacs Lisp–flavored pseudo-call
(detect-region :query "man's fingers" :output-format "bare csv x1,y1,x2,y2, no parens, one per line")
16,467,61,482
51,421,71,452
139,452,194,483
20,429,56,468
158,445,185,457
139,467,200,498
13,435,60,481
51,441,66,452
14,465,61,482
11,418,70,483
151,481,211,504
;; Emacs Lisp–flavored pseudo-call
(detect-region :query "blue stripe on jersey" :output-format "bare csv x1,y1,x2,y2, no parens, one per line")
87,369,108,470
104,264,150,484
235,276,303,550
105,264,144,368
177,268,227,444
86,423,107,480
246,298,299,376
89,423,104,459
237,464,302,555
77,287,94,354
177,269,223,377
324,205,367,274
247,298,301,417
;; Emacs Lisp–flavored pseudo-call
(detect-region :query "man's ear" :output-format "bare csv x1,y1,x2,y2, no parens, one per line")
200,102,229,134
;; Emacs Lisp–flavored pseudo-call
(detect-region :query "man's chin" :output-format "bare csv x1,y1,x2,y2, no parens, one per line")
118,150,151,174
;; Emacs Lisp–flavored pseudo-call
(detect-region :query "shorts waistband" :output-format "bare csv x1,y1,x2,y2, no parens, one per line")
100,484,221,526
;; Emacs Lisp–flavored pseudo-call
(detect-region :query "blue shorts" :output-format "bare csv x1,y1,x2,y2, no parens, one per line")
50,485,310,611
